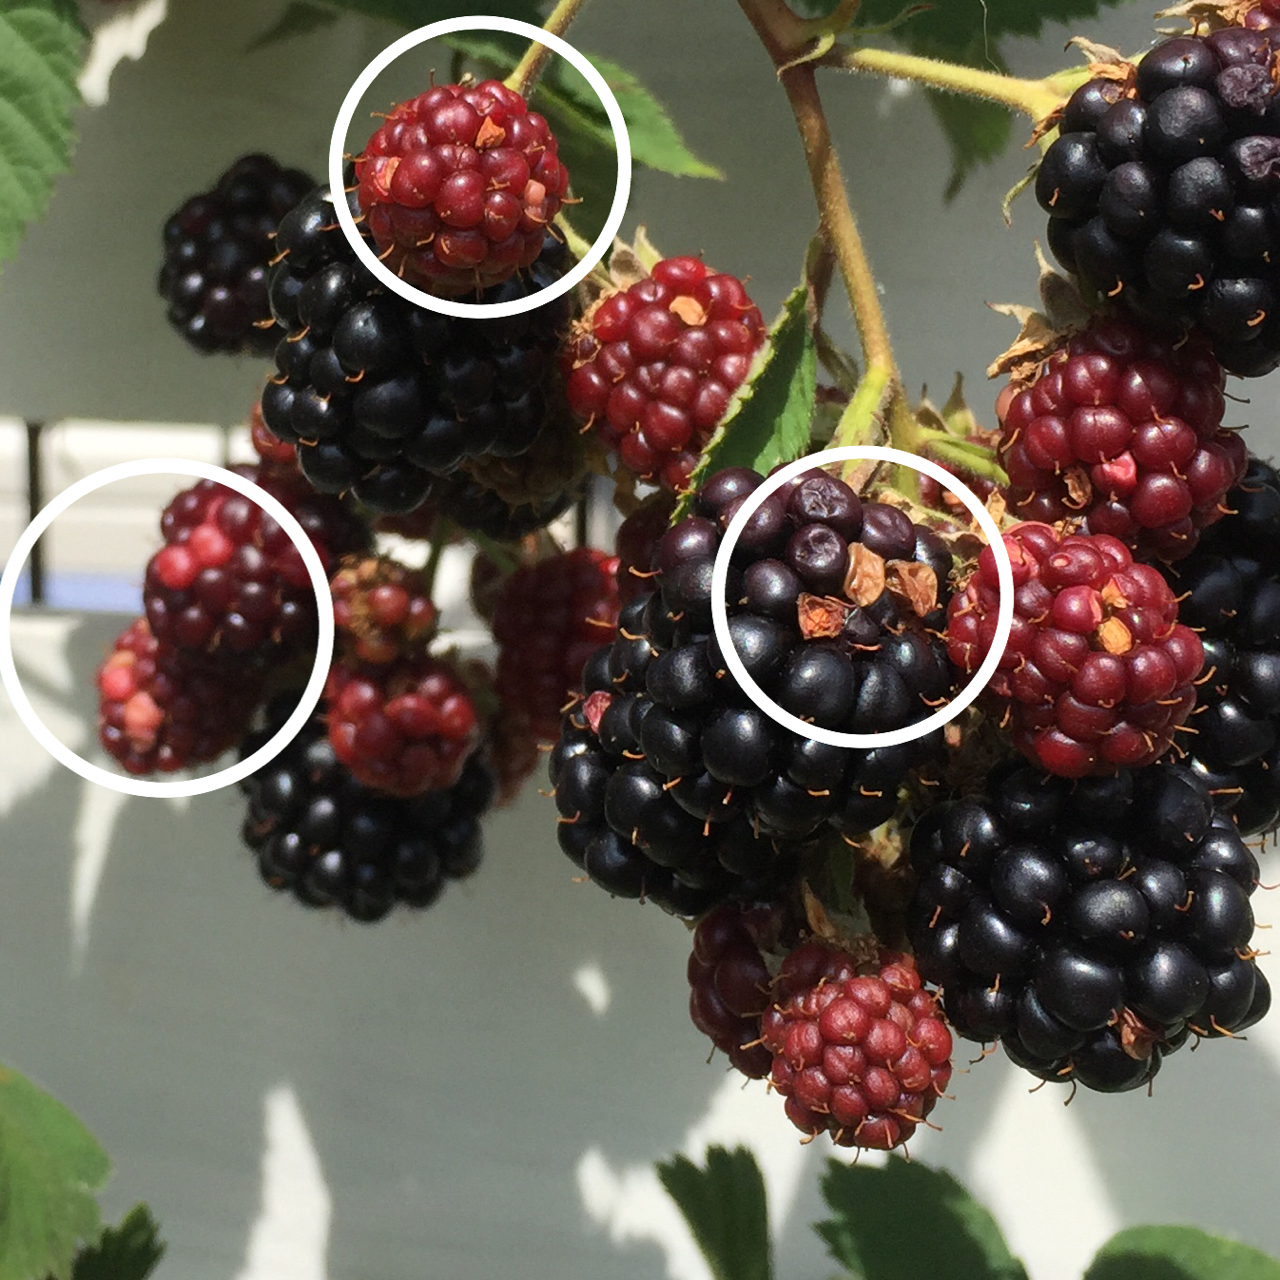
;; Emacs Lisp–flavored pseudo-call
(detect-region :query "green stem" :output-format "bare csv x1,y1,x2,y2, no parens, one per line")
505,0,592,98
423,522,450,597
554,210,596,264
471,531,520,575
823,44,1066,120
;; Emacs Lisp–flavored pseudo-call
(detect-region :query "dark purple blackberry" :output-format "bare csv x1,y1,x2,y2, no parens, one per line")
547,467,957,912
1160,455,1280,834
239,703,493,922
159,154,315,357
908,760,1266,1093
1038,31,1280,374
260,181,575,515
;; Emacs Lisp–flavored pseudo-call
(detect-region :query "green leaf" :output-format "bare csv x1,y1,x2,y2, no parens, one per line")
67,1206,165,1280
676,282,816,517
0,1064,110,1280
1084,1226,1280,1280
0,0,87,270
247,2,339,51
817,1156,1029,1280
656,1146,773,1280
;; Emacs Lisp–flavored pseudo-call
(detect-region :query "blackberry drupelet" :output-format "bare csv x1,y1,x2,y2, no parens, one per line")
1161,455,1280,833
908,760,1268,1092
261,182,574,515
159,154,314,356
239,707,493,922
1038,29,1280,375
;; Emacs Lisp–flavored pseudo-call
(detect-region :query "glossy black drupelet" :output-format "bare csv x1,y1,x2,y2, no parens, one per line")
908,761,1267,1092
239,708,493,922
260,182,574,515
159,154,315,356
548,466,955,913
1161,456,1280,834
1038,30,1280,374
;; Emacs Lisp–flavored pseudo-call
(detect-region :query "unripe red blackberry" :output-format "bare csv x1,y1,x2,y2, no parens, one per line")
159,154,314,355
491,548,621,742
687,905,775,1078
240,703,494,922
562,258,767,489
761,943,952,1151
997,319,1243,561
1037,32,1280,375
908,760,1266,1092
324,653,480,796
946,522,1203,776
330,555,438,665
143,463,369,665
355,80,569,296
1160,455,1280,834
97,619,263,775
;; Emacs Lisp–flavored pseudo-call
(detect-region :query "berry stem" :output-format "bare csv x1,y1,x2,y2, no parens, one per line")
506,0,593,98
471,531,521,576
423,523,450,599
821,45,1070,120
777,61,898,406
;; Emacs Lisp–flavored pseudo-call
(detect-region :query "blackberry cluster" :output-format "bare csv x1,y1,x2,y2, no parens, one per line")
1162,456,1280,833
1037,29,1280,375
549,466,956,913
159,154,314,356
909,762,1269,1092
331,555,438,665
143,464,369,664
760,943,952,1151
996,318,1244,560
260,182,574,514
240,708,494,922
355,79,569,296
947,522,1204,777
563,257,767,489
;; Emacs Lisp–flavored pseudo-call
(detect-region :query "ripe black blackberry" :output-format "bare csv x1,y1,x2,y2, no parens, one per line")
908,760,1268,1092
260,181,574,515
239,704,494,923
1161,455,1280,834
548,466,957,911
159,154,314,356
549,643,803,918
1037,29,1280,374
635,467,953,841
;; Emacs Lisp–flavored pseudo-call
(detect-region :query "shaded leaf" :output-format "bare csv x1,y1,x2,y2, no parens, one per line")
0,1064,110,1280
656,1146,773,1280
817,1156,1029,1280
66,1206,164,1280
291,0,542,29
247,1,338,51
677,282,816,517
0,0,86,270
1084,1226,1280,1280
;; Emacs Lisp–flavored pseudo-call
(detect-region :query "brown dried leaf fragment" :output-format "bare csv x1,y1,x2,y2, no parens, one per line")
1097,616,1134,655
1118,1007,1160,1060
844,543,886,608
886,560,939,618
1063,466,1093,509
986,303,1064,382
797,592,851,639
669,295,708,326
